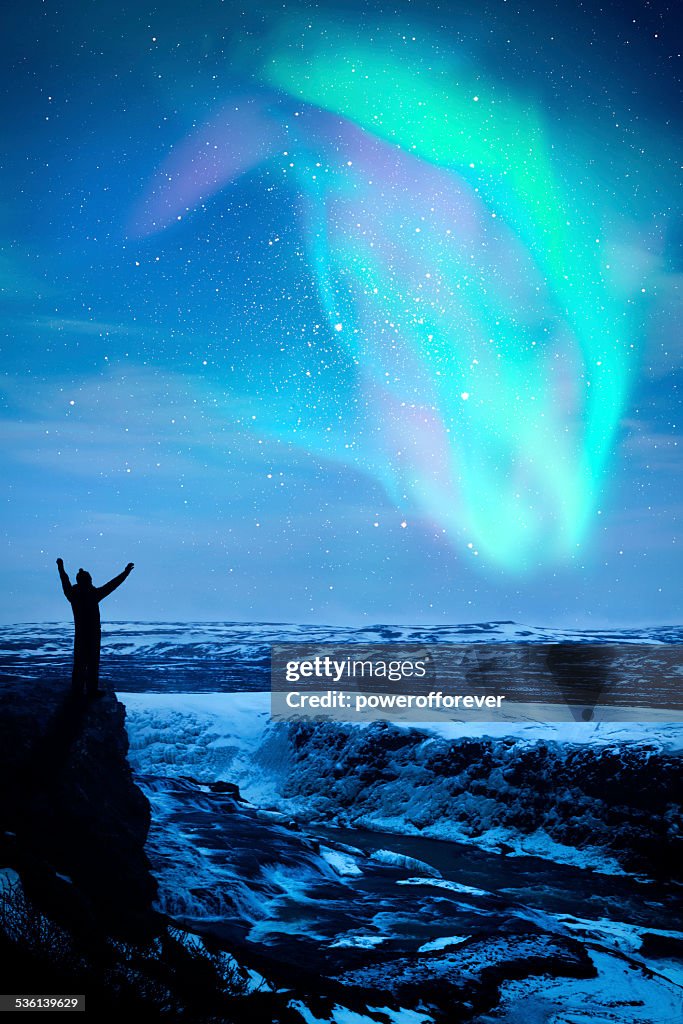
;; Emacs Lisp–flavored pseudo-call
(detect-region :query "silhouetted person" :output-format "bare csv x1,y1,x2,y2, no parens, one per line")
56,558,134,697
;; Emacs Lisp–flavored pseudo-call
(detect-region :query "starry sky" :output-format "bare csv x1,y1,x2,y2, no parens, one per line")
1,0,681,627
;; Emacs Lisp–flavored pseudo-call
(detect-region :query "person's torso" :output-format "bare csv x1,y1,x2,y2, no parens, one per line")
70,585,101,628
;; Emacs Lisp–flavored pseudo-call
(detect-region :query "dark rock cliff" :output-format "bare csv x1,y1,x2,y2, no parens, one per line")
0,675,158,939
283,721,682,880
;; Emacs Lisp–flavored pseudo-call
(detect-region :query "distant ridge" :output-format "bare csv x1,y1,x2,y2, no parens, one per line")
1,620,682,693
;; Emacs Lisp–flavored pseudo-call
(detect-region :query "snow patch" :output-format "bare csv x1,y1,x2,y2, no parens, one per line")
397,877,490,898
369,849,441,877
320,847,364,877
418,935,471,952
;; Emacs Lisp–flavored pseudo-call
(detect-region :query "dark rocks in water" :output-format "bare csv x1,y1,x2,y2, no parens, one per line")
207,780,243,799
639,931,683,959
175,776,245,800
331,932,595,1024
0,675,158,940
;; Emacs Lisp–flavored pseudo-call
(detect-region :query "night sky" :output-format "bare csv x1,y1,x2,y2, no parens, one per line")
1,1,680,627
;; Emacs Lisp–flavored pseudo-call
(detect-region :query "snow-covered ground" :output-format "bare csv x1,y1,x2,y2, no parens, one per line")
9,618,683,660
122,690,683,765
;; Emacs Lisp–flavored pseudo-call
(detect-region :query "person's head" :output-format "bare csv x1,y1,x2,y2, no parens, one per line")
76,568,93,587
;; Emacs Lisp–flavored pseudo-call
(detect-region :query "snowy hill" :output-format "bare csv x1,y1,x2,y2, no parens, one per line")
2,619,682,691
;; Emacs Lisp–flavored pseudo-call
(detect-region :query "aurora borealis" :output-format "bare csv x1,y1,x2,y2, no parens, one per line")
1,1,680,624
137,18,643,569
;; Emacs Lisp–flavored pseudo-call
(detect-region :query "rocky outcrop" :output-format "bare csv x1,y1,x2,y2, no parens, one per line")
0,675,158,939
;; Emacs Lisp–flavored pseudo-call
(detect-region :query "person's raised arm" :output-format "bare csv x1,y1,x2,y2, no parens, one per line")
56,558,72,600
96,562,134,601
